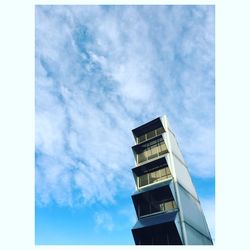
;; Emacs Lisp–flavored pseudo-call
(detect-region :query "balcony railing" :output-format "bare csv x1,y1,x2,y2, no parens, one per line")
136,127,165,144
139,200,177,218
137,140,168,164
138,166,171,188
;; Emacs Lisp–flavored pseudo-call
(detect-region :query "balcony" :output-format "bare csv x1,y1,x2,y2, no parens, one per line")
138,200,177,218
137,138,168,164
137,166,172,188
132,183,178,219
136,127,165,144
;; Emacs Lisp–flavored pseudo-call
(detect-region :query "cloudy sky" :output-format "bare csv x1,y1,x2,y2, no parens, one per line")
35,5,215,244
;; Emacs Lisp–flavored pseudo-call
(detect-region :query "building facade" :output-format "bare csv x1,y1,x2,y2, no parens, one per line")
131,115,213,245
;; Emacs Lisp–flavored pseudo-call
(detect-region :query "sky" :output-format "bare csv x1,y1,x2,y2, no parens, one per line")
35,5,215,245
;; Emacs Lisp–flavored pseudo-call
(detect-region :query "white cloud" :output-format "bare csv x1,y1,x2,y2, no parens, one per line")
118,207,137,226
94,211,114,232
36,6,215,207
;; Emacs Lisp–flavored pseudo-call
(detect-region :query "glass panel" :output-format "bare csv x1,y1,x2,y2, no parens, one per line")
138,190,176,217
151,202,160,213
159,141,167,155
139,173,148,187
139,200,150,216
144,148,150,159
138,134,146,143
139,200,176,217
136,128,165,144
137,167,171,187
156,127,165,135
158,168,166,181
160,167,167,176
162,143,167,152
156,145,161,155
148,140,155,147
148,145,157,160
138,152,147,163
151,145,158,157
165,201,174,210
149,170,159,183
159,202,165,212
147,130,156,140
137,138,167,163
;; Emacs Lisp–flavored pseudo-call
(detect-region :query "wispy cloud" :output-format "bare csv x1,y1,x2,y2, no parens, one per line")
94,211,114,232
35,5,214,207
93,204,137,233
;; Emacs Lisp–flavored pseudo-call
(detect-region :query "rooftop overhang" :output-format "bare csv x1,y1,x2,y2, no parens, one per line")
132,117,163,138
132,211,183,245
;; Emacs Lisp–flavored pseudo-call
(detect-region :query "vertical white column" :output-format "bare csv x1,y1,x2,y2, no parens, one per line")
162,115,188,244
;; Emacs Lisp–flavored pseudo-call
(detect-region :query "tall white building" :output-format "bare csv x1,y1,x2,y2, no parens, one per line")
131,115,213,245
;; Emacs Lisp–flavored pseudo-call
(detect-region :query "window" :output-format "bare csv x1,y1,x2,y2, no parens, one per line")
157,168,166,181
139,174,148,187
138,151,147,163
137,138,168,163
164,201,176,210
151,202,160,213
149,171,158,183
147,130,156,140
139,199,150,217
138,198,177,218
136,127,165,143
156,127,165,135
138,166,172,188
159,141,167,155
138,134,146,143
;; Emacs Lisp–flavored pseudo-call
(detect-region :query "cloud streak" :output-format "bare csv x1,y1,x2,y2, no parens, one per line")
94,211,114,232
35,5,215,207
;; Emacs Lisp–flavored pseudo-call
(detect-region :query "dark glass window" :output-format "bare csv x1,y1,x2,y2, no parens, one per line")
147,130,156,140
139,200,150,216
138,134,146,143
138,197,177,218
136,126,165,144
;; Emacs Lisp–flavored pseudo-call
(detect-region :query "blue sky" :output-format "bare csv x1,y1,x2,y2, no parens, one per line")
35,5,215,244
